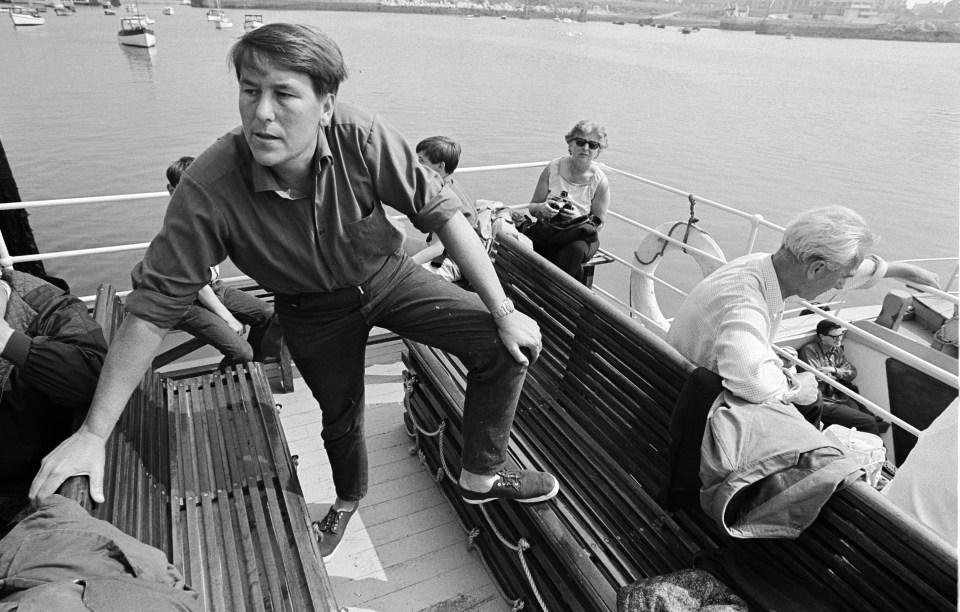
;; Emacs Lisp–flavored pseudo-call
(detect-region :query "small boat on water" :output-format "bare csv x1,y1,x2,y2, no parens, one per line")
117,15,155,47
242,13,262,31
215,15,232,29
681,26,691,33
162,6,173,15
103,8,115,14
205,8,222,21
786,31,795,39
9,5,45,25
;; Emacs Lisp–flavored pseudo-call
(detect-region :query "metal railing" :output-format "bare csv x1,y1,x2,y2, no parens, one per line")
0,161,955,431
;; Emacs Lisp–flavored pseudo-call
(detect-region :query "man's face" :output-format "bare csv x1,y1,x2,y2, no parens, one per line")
797,258,859,300
238,59,333,184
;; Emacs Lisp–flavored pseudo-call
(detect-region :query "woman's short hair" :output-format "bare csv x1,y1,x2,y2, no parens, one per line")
229,23,348,97
416,136,462,175
781,206,876,270
166,156,195,189
564,120,608,150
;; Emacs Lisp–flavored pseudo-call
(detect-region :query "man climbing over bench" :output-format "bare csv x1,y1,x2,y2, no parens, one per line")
29,22,558,562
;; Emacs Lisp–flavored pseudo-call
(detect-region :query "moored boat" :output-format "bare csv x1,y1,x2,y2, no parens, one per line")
215,15,231,28
117,15,155,47
161,5,173,15
9,5,45,25
242,13,262,31
205,7,222,21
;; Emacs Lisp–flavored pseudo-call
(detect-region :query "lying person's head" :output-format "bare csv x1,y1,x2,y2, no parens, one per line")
166,156,195,194
416,136,461,178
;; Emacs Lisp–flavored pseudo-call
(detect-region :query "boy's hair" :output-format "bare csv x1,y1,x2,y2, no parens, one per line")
166,156,196,189
416,136,462,175
229,23,348,97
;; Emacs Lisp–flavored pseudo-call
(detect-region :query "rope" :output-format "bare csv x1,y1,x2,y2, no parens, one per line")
404,370,545,610
634,194,701,265
479,505,548,611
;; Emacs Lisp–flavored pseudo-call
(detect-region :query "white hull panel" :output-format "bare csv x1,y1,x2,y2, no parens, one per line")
118,30,156,47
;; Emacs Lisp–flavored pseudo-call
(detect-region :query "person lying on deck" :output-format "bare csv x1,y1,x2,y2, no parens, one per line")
0,270,107,494
30,23,558,562
163,156,281,368
409,135,479,283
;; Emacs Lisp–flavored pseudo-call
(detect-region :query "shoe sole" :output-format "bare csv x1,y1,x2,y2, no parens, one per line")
461,479,560,505
320,539,343,560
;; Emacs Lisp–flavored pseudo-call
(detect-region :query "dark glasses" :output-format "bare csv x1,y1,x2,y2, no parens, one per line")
572,138,601,150
825,332,846,339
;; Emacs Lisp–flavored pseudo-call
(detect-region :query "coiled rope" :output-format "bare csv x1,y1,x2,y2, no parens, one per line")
634,193,702,265
401,374,548,611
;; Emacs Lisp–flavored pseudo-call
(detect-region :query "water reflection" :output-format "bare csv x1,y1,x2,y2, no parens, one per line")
118,42,158,82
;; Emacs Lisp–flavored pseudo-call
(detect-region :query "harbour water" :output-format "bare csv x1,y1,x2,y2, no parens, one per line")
1,5,957,302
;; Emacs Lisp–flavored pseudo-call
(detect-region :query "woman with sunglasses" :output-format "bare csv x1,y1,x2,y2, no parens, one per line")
527,120,611,285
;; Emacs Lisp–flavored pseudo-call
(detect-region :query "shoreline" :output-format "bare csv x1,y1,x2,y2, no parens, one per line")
209,1,959,42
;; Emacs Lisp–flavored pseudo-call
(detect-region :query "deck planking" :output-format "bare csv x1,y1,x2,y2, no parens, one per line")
274,336,510,612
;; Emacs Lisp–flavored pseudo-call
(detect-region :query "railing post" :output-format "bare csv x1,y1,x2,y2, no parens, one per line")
744,214,764,255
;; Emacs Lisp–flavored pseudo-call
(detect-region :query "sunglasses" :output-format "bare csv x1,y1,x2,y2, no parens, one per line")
825,332,846,339
571,138,601,150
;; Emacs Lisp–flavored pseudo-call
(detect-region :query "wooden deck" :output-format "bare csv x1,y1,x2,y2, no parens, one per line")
273,333,510,612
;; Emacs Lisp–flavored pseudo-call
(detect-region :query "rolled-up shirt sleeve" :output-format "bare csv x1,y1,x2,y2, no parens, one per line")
714,296,790,404
126,175,230,329
362,113,461,235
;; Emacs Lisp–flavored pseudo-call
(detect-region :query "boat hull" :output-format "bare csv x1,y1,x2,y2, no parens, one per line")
10,10,45,25
118,28,156,47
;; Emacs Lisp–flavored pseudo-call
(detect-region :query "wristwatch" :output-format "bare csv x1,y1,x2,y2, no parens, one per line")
491,298,515,321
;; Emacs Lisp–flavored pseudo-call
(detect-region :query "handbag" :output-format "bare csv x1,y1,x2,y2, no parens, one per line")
521,214,599,248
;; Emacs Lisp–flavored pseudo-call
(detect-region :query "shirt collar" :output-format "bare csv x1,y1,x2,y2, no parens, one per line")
250,128,331,198
761,254,784,315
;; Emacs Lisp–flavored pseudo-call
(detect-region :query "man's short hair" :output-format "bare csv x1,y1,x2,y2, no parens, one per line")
781,206,876,270
564,120,608,150
166,156,195,189
816,319,842,336
229,23,348,97
416,136,462,175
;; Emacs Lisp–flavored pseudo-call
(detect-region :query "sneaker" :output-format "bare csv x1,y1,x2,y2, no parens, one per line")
313,501,359,559
403,411,416,438
460,469,559,505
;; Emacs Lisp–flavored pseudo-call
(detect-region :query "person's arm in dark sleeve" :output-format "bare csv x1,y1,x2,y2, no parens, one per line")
0,297,107,407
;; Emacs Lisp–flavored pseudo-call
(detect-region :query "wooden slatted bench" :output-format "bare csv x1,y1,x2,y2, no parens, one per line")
401,233,958,611
55,284,339,611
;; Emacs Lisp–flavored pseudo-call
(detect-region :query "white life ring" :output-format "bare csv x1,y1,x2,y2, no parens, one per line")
629,221,727,330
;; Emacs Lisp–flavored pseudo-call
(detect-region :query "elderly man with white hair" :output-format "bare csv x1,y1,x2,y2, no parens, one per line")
667,205,938,424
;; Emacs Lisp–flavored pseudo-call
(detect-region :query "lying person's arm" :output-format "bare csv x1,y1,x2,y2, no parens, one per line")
197,284,244,334
410,240,446,266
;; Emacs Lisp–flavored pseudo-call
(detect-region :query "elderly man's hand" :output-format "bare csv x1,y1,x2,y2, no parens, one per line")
785,371,820,407
29,429,108,506
495,310,541,366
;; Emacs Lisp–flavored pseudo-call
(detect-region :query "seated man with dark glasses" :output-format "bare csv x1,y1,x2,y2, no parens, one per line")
800,319,888,434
